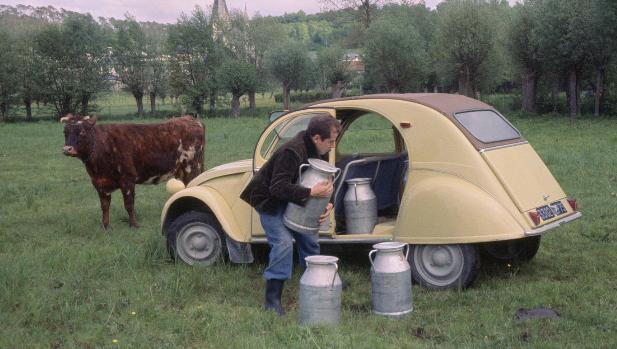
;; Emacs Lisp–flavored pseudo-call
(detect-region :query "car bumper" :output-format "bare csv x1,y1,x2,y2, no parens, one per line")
524,211,582,236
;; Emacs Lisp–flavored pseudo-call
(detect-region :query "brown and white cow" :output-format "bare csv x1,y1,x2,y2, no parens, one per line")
61,114,205,229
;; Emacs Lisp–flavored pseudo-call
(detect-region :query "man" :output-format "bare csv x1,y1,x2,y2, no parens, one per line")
240,114,341,316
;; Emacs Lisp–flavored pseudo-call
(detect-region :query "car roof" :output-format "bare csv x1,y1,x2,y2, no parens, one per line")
305,93,525,150
305,93,493,117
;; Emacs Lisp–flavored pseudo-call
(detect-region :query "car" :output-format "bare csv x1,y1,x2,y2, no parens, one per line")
160,93,582,290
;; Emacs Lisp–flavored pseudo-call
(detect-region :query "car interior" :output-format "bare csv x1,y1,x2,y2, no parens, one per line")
331,109,408,236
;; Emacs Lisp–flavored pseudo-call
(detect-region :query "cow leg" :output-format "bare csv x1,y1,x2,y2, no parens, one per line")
98,191,111,230
121,183,138,228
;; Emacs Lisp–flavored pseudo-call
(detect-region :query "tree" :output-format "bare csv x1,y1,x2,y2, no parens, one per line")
167,7,217,117
0,30,18,121
217,59,257,117
317,46,352,97
509,1,543,112
363,12,429,92
265,41,311,110
111,17,149,117
433,0,498,97
319,0,396,28
536,0,592,118
34,13,110,118
587,0,617,116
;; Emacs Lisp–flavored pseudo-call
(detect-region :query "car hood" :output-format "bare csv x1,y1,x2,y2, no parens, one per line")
188,159,253,187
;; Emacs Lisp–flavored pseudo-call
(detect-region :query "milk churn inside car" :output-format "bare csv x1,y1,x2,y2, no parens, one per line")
160,94,581,290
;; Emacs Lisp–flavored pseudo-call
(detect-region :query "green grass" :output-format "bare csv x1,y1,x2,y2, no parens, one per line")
1,110,616,348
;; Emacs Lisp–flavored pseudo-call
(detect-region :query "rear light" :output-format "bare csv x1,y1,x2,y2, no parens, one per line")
529,211,541,225
567,198,577,211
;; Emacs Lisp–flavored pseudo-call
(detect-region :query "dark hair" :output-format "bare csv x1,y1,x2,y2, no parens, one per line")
307,114,341,140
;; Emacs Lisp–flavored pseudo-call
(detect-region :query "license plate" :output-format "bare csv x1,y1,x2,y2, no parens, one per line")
549,201,567,215
536,201,567,221
536,205,555,220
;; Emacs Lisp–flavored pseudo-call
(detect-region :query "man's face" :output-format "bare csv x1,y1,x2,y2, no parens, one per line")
312,127,339,155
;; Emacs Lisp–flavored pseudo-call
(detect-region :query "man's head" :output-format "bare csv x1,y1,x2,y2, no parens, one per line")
307,114,341,155
61,114,97,157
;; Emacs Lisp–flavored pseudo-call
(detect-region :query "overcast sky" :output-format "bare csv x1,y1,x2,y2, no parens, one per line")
2,1,515,23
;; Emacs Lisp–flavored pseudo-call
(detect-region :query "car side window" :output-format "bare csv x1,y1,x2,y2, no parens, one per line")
259,113,318,160
337,113,396,154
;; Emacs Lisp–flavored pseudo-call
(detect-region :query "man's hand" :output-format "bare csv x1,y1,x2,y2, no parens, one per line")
319,203,334,224
310,180,333,198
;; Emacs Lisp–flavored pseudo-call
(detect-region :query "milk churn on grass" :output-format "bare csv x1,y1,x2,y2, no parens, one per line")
283,158,339,234
344,178,377,233
299,255,342,326
369,242,413,317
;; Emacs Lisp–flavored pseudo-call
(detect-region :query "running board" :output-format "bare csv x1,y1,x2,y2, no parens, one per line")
250,235,393,244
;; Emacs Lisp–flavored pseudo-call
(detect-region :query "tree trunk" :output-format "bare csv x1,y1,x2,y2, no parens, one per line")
193,96,204,118
209,92,216,113
24,98,33,122
150,92,156,115
133,92,144,117
521,70,537,113
283,84,290,110
458,66,474,97
231,93,241,118
81,94,90,115
0,101,7,122
331,80,346,98
248,91,256,111
567,69,579,119
594,69,603,117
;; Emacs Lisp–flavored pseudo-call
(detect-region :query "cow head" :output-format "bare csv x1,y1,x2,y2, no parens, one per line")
61,114,97,158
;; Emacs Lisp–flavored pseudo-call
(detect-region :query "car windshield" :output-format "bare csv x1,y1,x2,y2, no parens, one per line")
454,110,520,143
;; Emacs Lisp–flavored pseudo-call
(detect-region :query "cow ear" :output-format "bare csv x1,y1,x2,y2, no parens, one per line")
84,115,97,127
60,113,74,123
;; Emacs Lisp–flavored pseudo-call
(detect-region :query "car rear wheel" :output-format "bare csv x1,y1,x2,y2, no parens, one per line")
408,244,480,290
480,236,541,263
167,211,226,266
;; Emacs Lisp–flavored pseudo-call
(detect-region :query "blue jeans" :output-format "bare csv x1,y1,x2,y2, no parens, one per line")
260,206,320,280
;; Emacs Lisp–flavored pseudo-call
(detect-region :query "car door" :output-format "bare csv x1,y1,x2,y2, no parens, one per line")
251,108,337,236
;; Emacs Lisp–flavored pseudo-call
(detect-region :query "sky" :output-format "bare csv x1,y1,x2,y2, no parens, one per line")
2,1,514,23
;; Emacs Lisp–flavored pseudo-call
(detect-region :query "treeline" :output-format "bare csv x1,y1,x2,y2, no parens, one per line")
1,0,617,121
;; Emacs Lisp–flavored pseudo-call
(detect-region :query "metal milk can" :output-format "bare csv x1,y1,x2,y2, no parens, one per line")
299,255,342,326
283,158,340,234
344,178,377,233
369,242,413,317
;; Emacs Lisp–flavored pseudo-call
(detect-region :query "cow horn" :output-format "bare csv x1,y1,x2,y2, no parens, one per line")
60,116,71,123
83,116,90,120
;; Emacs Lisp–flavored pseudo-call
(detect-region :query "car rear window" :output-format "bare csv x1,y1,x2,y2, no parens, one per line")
454,110,520,143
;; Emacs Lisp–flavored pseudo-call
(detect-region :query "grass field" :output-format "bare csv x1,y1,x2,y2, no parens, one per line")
1,107,616,348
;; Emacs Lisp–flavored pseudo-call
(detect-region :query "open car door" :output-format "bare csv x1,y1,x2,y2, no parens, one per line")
251,108,337,237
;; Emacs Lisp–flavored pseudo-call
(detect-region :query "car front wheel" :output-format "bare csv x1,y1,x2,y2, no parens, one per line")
167,211,226,266
409,244,480,290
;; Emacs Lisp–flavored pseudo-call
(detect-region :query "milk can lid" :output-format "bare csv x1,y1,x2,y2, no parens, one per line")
345,177,371,185
307,158,338,174
305,255,339,265
372,241,407,251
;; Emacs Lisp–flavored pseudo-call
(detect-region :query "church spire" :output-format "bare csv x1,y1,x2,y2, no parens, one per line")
211,0,230,23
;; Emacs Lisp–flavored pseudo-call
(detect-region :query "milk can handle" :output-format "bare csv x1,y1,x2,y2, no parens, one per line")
368,249,377,266
330,262,339,289
298,163,310,183
404,243,410,260
333,168,341,183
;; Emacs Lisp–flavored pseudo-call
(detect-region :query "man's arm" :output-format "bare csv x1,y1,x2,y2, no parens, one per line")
269,150,311,205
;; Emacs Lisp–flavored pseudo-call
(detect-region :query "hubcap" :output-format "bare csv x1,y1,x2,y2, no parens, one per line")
414,245,464,287
176,222,221,266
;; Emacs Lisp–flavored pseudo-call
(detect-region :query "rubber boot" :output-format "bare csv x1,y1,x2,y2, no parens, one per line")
264,279,286,316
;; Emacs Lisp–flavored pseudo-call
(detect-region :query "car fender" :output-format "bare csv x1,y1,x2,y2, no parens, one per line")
396,172,527,244
161,186,247,243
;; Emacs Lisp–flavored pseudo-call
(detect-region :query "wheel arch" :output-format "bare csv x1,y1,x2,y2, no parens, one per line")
161,187,246,243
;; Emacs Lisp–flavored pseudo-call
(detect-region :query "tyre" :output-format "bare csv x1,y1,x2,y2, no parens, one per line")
480,236,541,264
408,244,480,290
166,211,226,266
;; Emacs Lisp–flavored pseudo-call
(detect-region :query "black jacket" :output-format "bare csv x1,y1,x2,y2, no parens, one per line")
240,130,327,214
